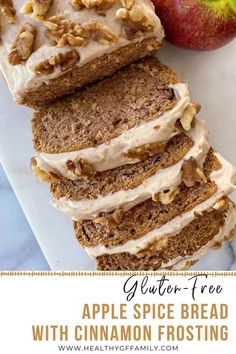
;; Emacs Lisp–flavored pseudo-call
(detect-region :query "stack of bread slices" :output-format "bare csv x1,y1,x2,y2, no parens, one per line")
31,57,236,270
0,0,235,270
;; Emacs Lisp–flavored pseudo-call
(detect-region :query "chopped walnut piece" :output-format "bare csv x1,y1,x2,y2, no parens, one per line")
31,157,51,182
124,141,166,161
153,188,180,205
21,0,52,21
211,241,222,250
116,5,154,40
182,260,198,270
159,188,180,205
0,0,16,23
8,23,36,65
120,0,135,10
94,209,124,228
84,20,119,44
196,167,207,183
180,102,201,131
66,158,95,180
97,10,106,16
71,0,115,11
31,157,67,182
34,50,79,75
181,157,207,188
136,236,168,259
48,172,68,181
194,210,203,217
44,15,88,47
225,227,236,241
213,197,228,211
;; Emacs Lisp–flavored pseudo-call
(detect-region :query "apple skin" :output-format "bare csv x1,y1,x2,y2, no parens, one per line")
153,0,236,50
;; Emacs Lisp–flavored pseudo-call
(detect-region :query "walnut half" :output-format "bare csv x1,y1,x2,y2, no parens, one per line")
31,157,66,182
124,141,166,161
94,209,124,229
21,0,52,22
84,21,119,44
120,0,135,10
34,49,79,75
8,23,36,65
180,102,201,131
116,5,154,40
181,157,207,188
44,15,88,48
153,188,180,205
71,0,115,11
31,157,51,182
212,197,228,211
136,236,168,259
66,158,95,180
0,0,16,23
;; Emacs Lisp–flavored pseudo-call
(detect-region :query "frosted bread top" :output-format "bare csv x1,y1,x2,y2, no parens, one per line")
0,0,164,99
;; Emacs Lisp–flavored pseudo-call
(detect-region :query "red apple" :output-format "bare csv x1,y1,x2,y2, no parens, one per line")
153,0,236,50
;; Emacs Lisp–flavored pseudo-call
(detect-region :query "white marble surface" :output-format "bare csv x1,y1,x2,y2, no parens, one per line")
0,164,49,270
0,40,236,270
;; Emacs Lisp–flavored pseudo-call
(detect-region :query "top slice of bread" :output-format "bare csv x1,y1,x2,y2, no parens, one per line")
0,0,164,107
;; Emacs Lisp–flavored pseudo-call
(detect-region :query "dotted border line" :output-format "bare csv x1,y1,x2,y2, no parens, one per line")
0,271,236,277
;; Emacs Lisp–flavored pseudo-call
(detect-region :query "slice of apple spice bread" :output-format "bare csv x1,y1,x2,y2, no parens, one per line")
31,57,200,182
73,150,236,270
50,119,209,220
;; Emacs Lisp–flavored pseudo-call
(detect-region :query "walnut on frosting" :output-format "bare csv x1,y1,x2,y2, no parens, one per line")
21,0,52,21
211,241,223,250
0,0,16,23
212,197,228,212
83,20,119,44
225,227,236,241
124,141,166,161
136,236,168,259
66,158,95,180
31,157,67,182
180,102,201,131
181,157,207,188
120,0,135,10
31,157,51,182
43,15,88,47
8,23,36,65
70,0,115,11
153,188,180,205
34,49,79,75
116,4,154,40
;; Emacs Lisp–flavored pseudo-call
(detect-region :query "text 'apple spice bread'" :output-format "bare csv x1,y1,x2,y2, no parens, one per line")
0,0,164,108
32,57,200,184
74,150,236,270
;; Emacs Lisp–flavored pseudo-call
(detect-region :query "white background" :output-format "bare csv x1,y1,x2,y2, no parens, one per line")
0,273,235,353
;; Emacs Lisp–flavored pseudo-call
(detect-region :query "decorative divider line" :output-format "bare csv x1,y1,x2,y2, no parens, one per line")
0,271,236,277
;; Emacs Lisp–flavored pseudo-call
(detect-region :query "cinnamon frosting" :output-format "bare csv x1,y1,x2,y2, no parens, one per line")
52,119,210,220
0,0,164,99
